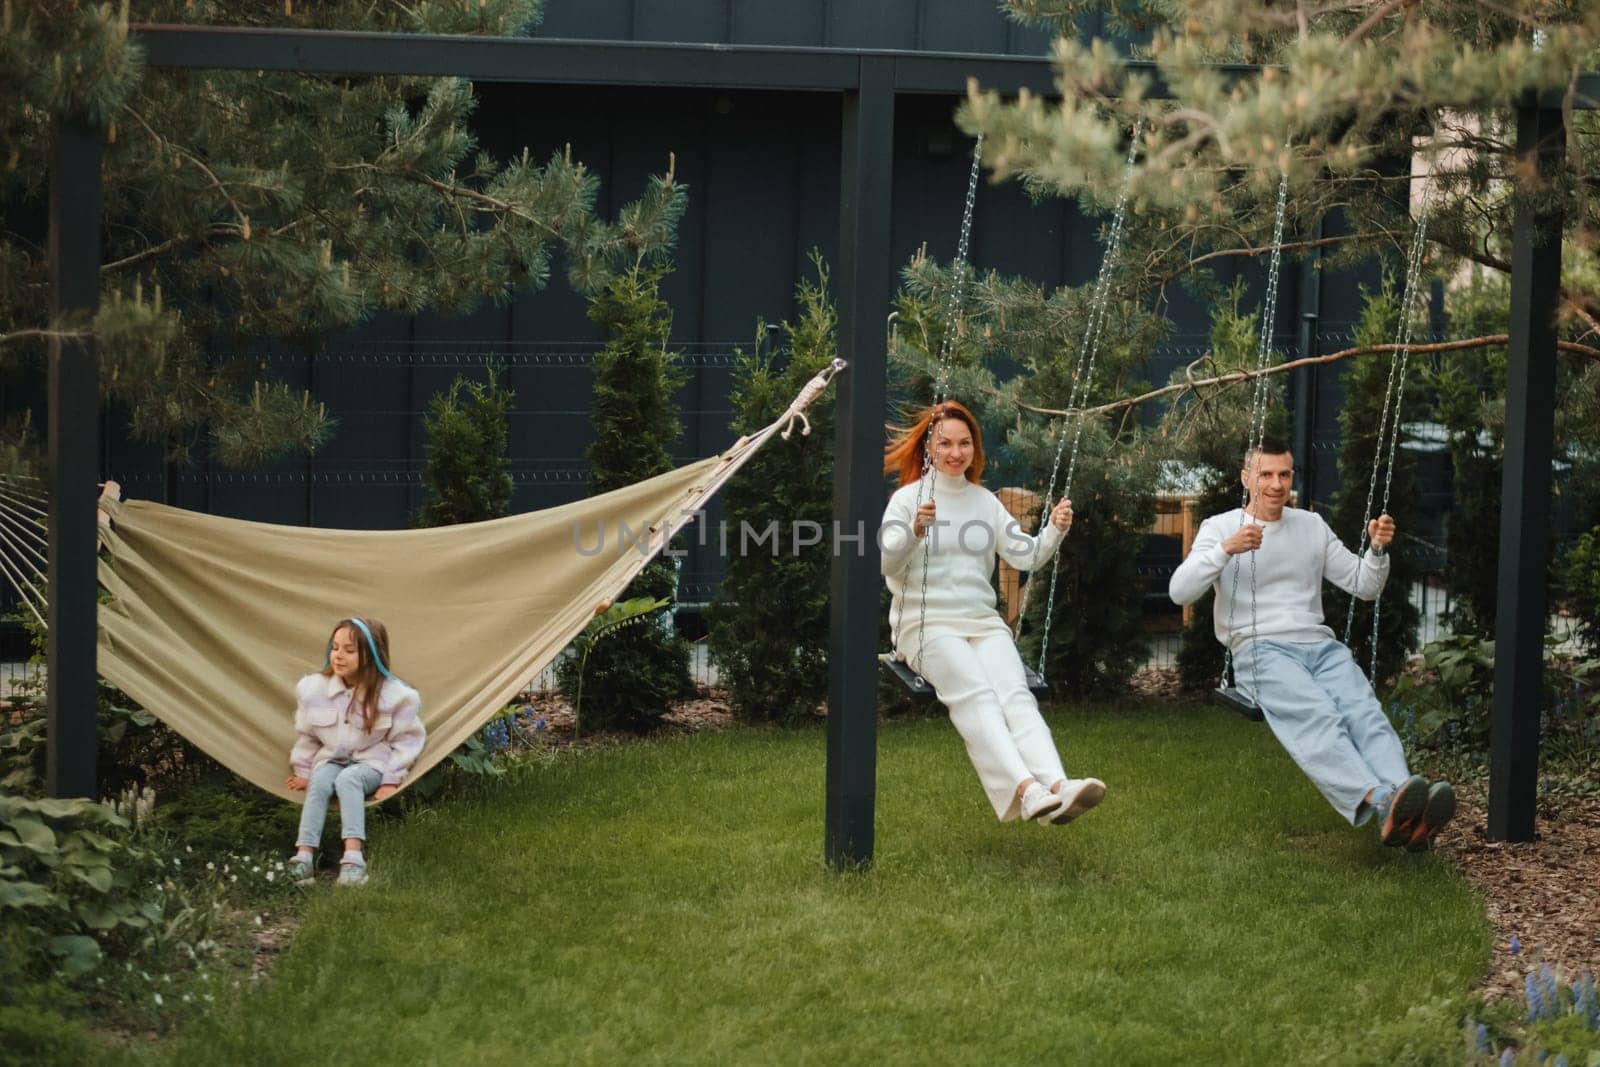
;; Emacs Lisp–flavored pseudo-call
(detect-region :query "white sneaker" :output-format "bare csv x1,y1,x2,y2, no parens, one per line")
1019,781,1066,823
1046,778,1107,825
336,859,368,886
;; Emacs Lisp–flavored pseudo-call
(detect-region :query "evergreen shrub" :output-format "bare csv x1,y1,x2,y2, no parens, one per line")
414,365,515,528
708,262,837,725
557,264,694,731
1322,272,1425,684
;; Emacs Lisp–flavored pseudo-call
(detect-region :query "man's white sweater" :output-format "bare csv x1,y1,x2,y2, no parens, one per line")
1168,506,1389,653
880,470,1064,670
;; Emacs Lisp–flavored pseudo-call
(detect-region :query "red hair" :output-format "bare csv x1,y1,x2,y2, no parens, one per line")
883,400,985,488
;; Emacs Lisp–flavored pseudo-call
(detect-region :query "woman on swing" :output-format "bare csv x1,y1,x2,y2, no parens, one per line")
1168,436,1456,850
880,400,1107,826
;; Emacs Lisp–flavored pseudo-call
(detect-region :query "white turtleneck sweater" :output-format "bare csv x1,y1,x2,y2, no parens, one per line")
1168,506,1390,653
880,470,1065,669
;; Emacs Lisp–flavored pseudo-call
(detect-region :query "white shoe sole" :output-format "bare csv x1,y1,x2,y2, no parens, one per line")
1023,793,1067,823
1048,779,1106,824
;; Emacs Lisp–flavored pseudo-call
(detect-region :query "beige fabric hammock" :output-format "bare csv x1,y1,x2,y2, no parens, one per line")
94,363,843,801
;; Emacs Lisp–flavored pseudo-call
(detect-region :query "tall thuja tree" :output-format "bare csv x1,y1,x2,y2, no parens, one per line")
708,260,837,724
1433,274,1536,639
891,249,1166,695
0,1,677,472
1322,274,1426,684
557,175,693,732
1171,283,1289,691
414,366,515,527
1429,271,1597,637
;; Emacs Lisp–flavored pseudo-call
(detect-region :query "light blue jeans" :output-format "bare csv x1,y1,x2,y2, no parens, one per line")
296,761,383,849
1237,638,1411,826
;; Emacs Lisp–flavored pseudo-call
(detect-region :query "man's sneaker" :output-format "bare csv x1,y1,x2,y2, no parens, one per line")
289,852,315,884
1405,781,1458,852
1378,774,1429,847
1046,778,1107,825
1019,781,1066,823
336,858,368,887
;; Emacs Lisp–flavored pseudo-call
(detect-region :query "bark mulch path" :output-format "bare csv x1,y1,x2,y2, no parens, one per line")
1430,786,1600,1001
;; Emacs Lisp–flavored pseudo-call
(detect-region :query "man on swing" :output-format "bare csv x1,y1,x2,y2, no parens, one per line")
1169,437,1456,850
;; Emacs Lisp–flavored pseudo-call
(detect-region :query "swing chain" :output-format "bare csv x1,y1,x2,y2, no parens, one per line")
1220,166,1290,698
900,134,986,672
1035,120,1144,675
1342,197,1432,678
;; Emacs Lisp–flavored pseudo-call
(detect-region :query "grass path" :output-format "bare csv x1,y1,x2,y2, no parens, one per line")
141,702,1491,1064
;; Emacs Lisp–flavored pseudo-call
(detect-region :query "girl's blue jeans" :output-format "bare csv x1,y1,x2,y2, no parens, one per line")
295,761,382,848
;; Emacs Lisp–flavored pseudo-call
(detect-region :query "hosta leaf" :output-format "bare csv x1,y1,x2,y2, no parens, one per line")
0,878,60,908
48,934,102,976
5,816,56,852
65,865,114,894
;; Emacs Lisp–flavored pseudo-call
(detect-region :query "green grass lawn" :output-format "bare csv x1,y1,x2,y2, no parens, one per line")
137,701,1492,1065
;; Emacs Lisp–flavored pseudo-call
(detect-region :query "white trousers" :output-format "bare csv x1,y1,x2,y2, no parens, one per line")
916,632,1068,821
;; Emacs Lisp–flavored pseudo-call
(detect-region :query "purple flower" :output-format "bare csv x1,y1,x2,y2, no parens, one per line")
1511,934,1522,956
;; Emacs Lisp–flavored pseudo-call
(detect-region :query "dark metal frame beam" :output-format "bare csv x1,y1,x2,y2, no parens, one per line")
1489,102,1565,842
132,26,1067,95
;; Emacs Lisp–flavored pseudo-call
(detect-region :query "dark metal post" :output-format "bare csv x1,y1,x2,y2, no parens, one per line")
1292,217,1323,510
1489,103,1564,842
47,120,103,799
1292,312,1317,508
826,57,895,869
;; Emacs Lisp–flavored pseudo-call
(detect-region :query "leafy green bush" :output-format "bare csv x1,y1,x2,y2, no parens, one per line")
709,260,837,725
0,977,93,1067
1562,525,1600,657
0,792,163,979
1388,634,1497,748
1390,635,1599,774
140,775,302,858
8,608,200,799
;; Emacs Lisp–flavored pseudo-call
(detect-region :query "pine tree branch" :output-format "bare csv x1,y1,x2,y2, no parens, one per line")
1440,237,1600,327
338,162,568,242
1153,231,1389,286
1345,0,1413,47
101,232,191,274
0,327,91,348
100,220,305,275
1018,334,1600,420
121,106,248,232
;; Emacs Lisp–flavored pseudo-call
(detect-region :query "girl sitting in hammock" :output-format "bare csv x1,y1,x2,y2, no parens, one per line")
881,400,1106,826
285,617,425,886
